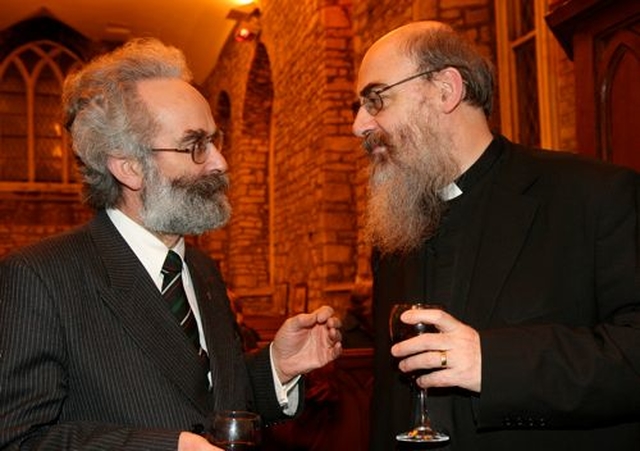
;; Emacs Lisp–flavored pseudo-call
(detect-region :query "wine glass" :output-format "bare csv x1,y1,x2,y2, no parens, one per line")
208,410,261,450
389,303,449,443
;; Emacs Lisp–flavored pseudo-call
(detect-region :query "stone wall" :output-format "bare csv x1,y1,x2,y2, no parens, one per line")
203,0,363,317
0,0,578,324
0,193,93,256
201,0,505,318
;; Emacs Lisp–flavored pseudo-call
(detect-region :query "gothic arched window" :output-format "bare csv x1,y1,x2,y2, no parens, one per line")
0,40,82,192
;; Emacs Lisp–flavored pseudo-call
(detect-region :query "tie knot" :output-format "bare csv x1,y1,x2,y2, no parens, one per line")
162,250,183,276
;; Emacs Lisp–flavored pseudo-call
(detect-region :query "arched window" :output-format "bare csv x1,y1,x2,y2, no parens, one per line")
0,40,82,192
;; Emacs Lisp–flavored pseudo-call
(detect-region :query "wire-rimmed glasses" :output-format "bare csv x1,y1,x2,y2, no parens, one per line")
358,69,437,116
152,129,223,164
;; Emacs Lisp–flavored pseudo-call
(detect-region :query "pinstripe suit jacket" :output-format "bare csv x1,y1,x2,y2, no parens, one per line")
0,211,291,450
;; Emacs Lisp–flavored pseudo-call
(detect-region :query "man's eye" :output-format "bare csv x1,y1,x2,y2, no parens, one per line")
198,139,209,152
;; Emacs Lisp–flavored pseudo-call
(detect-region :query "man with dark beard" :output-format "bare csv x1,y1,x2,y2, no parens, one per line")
353,21,640,451
0,38,342,451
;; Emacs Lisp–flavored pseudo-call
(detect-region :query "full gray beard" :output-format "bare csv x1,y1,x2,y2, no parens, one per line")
364,122,459,256
140,166,231,236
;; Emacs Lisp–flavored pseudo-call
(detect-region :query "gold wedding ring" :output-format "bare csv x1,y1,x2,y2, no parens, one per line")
440,350,448,368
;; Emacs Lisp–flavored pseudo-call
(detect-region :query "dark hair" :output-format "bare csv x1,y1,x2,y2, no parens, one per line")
402,24,494,116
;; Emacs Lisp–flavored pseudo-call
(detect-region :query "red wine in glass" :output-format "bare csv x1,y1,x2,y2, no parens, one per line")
208,410,261,450
389,303,449,443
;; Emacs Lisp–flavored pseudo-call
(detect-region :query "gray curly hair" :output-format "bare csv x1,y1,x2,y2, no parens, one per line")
62,38,192,209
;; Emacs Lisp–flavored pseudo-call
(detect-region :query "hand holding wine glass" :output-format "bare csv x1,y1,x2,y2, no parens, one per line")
389,303,449,443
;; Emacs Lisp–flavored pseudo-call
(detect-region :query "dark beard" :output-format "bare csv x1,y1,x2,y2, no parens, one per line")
363,124,458,256
141,169,232,236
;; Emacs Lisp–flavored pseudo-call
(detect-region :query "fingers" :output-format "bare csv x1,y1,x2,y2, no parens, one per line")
327,339,343,360
396,348,459,389
391,311,482,393
413,348,478,391
271,304,343,382
328,323,342,341
397,349,449,373
313,306,341,330
317,306,342,348
314,305,335,322
327,315,342,329
391,331,447,358
416,366,458,389
290,305,337,327
290,305,336,328
400,307,454,332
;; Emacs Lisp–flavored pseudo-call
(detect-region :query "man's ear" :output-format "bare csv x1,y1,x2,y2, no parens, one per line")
106,156,144,191
434,67,465,114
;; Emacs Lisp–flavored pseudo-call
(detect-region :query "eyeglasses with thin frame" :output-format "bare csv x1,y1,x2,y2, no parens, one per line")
151,129,223,164
358,69,437,116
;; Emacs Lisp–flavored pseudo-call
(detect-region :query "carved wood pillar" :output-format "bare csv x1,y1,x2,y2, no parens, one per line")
546,0,640,171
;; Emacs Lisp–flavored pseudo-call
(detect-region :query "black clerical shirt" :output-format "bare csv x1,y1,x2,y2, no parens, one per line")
425,137,505,318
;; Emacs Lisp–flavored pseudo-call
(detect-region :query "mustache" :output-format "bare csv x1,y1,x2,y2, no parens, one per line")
171,171,230,197
362,131,391,155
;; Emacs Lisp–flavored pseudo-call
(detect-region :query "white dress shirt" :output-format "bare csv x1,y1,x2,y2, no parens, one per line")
106,208,298,413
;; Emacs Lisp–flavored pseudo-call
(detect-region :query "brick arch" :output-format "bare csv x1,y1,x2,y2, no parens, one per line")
216,90,232,128
242,44,273,140
227,43,273,299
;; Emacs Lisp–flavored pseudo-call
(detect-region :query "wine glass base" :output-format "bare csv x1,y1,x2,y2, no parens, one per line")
396,427,449,443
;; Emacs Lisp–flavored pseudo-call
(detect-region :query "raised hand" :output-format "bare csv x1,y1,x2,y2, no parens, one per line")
271,306,342,384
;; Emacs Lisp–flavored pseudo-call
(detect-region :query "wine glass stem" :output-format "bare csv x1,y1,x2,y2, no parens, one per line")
416,387,433,430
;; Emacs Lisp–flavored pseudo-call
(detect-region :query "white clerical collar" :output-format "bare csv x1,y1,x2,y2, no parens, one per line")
439,182,463,201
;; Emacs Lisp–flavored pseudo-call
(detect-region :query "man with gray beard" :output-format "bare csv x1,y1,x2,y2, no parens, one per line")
0,38,342,451
353,21,640,451
140,158,231,236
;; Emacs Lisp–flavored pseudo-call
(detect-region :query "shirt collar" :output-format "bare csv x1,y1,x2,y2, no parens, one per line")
106,208,185,288
455,136,503,193
439,182,463,201
439,136,504,202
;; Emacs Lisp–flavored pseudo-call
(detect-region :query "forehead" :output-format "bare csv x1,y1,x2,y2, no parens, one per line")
357,36,417,93
137,78,214,134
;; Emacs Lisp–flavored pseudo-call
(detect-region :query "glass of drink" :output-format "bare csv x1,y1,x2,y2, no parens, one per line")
208,410,261,450
389,303,449,443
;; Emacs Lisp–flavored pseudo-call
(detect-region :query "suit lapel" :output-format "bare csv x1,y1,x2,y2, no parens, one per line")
461,144,542,328
89,212,210,413
186,249,249,411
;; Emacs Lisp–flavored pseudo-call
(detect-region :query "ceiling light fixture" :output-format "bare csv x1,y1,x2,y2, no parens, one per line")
226,3,261,42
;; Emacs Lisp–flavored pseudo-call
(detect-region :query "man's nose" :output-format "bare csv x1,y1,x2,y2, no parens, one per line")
206,146,228,173
352,104,376,138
